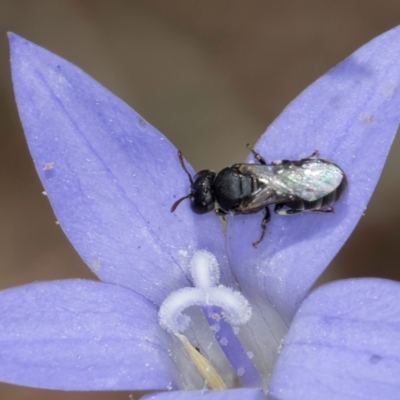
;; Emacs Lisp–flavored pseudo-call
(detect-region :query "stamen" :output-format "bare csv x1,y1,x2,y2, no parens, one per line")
175,333,226,390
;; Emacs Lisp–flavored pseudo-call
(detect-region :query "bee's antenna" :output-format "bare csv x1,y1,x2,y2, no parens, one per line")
171,194,191,212
177,150,193,185
171,150,193,213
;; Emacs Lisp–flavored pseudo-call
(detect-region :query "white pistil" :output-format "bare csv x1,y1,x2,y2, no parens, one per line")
158,250,252,333
190,250,220,289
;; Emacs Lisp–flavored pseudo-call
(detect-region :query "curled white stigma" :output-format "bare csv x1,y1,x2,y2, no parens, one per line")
190,250,220,289
159,250,251,333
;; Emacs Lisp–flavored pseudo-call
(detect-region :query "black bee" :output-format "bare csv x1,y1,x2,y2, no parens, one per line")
171,146,347,247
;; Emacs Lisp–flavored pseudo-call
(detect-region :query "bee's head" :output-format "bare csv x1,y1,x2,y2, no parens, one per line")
189,170,216,214
171,151,216,214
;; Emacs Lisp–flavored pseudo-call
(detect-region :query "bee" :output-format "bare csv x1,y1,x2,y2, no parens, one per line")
171,146,347,247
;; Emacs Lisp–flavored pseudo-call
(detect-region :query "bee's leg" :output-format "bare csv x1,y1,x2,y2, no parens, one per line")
308,149,319,158
299,150,320,163
214,207,227,216
246,143,267,165
214,207,228,221
252,207,271,248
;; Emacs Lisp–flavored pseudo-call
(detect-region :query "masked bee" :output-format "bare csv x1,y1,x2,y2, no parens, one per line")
171,146,347,247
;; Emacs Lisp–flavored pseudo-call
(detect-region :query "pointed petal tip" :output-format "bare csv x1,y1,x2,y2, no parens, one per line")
228,23,400,323
7,31,16,40
9,29,230,306
8,32,33,63
7,32,25,47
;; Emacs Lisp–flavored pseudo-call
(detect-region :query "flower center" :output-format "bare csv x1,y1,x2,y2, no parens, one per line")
159,250,264,390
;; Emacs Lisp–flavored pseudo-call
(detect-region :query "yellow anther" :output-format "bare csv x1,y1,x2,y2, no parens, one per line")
175,333,226,390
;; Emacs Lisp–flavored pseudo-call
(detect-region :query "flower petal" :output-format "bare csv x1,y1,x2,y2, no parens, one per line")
268,278,400,400
0,279,177,390
141,388,265,400
227,26,400,321
9,33,235,305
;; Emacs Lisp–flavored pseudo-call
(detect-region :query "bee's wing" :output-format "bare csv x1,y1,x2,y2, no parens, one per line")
235,164,291,211
238,160,344,210
269,159,345,202
238,186,290,212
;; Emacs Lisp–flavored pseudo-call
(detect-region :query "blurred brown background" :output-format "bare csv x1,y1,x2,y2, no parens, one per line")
1,1,400,399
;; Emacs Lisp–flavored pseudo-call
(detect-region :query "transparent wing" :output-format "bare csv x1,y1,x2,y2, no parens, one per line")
238,159,344,208
270,159,344,201
235,164,291,211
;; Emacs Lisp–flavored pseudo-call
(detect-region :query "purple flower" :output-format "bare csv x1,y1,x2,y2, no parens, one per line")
3,25,400,400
